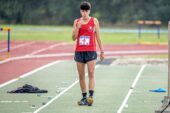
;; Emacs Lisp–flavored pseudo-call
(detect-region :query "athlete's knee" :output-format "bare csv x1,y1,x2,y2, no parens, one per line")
88,68,95,75
79,74,85,81
88,71,95,79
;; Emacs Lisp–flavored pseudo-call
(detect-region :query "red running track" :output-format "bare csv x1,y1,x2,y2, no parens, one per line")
0,41,168,85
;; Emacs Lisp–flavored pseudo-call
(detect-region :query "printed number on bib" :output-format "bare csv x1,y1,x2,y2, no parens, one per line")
79,36,90,45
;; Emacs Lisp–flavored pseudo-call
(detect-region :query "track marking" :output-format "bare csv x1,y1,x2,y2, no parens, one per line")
28,42,67,55
117,65,146,113
0,60,61,88
33,65,100,113
0,49,167,64
0,42,69,64
0,41,35,52
0,100,29,103
102,50,167,55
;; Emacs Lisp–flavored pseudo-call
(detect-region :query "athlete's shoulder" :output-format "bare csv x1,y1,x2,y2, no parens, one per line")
92,17,99,25
74,18,81,23
73,18,80,26
93,17,98,22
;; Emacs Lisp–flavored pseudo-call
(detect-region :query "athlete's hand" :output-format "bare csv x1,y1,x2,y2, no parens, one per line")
77,21,83,29
100,52,104,61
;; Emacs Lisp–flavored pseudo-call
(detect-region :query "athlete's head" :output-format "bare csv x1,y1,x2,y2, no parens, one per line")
80,1,91,10
80,1,91,18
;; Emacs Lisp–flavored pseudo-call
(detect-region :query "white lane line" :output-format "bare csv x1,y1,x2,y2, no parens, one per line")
0,42,69,64
0,53,73,65
0,41,35,52
0,79,18,88
117,65,146,113
0,100,29,103
33,65,100,113
0,60,61,88
33,79,79,113
98,50,167,55
28,42,67,55
0,49,167,65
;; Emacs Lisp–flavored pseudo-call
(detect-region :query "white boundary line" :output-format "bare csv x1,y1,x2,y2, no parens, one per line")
0,60,61,88
28,42,67,55
0,41,35,52
0,42,68,64
33,79,79,113
33,65,100,113
0,100,29,103
0,53,73,64
102,50,167,54
0,49,167,64
117,65,146,113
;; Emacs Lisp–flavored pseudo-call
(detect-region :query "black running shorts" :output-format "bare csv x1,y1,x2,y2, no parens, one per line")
74,51,97,63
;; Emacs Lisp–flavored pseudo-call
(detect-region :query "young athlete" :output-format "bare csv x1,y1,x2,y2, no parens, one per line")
72,1,104,106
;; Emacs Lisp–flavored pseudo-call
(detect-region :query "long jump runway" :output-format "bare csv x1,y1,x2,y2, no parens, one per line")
0,41,168,113
0,61,167,113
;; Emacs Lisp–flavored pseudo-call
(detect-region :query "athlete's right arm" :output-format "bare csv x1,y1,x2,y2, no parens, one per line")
72,19,81,41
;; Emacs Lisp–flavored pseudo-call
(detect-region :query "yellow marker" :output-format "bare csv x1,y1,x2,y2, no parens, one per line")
0,56,2,61
6,52,10,58
2,27,11,31
137,20,144,25
0,52,10,61
155,20,161,25
144,20,154,25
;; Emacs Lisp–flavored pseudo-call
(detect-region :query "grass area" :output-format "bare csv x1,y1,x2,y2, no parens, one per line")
0,25,168,44
101,33,167,44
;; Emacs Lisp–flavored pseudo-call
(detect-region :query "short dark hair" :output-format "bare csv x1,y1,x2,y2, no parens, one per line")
80,1,91,10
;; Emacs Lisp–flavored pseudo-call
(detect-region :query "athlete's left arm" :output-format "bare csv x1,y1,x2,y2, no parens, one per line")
94,18,104,60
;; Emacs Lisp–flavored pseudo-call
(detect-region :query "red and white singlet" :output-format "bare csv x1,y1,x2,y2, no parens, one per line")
75,17,96,52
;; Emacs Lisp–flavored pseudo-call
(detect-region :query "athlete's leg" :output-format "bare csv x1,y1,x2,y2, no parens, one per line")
86,60,96,106
76,62,86,94
77,62,88,105
87,60,96,91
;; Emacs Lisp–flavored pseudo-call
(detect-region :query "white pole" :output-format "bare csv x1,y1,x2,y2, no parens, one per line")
168,21,170,97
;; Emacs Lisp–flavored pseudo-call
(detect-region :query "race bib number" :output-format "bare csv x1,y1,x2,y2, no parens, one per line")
79,36,90,45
